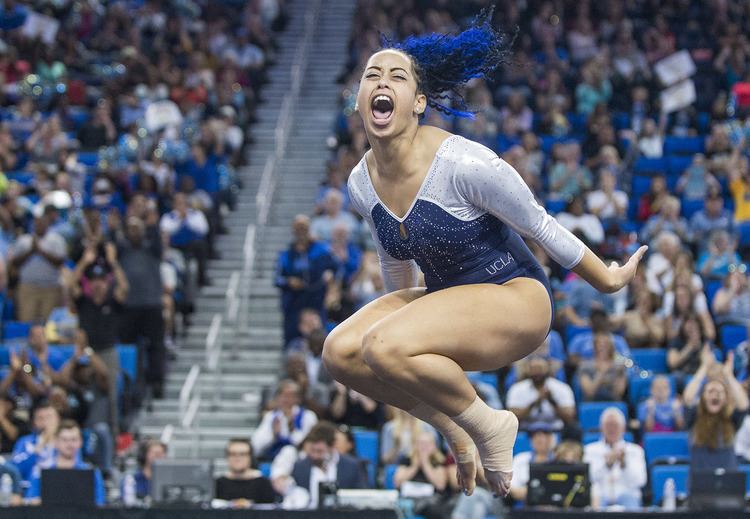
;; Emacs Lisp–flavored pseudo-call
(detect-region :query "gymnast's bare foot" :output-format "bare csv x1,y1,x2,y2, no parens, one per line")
476,410,518,497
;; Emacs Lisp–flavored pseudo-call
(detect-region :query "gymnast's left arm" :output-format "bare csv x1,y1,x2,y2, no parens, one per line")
456,143,647,293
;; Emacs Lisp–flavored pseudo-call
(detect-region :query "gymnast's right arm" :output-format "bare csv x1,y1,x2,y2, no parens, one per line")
457,141,646,294
348,174,419,293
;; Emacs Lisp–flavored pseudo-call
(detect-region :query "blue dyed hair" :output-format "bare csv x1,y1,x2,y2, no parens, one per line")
380,8,511,118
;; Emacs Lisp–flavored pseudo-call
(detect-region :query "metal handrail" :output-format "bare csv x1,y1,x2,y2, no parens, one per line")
160,424,174,446
205,313,223,371
179,364,200,418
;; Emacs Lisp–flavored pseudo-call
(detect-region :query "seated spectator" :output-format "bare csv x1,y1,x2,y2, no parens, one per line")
285,308,325,353
509,424,556,502
284,352,329,418
615,291,665,348
583,408,647,510
289,421,367,508
133,439,167,500
640,196,692,248
0,456,22,505
394,431,451,515
381,408,436,466
77,102,117,151
697,230,741,280
311,189,359,243
500,90,533,137
637,118,664,158
559,275,621,329
667,315,710,381
637,174,668,222
690,192,734,254
712,265,750,326
160,192,210,287
252,380,318,461
586,170,628,223
548,143,593,200
577,333,627,402
556,196,605,246
25,420,105,506
11,402,59,484
0,396,29,454
215,438,276,507
9,212,67,322
554,440,584,464
683,347,749,471
576,61,612,115
276,215,338,345
663,278,715,342
327,381,384,430
506,356,576,433
637,375,685,432
676,153,719,201
568,309,631,366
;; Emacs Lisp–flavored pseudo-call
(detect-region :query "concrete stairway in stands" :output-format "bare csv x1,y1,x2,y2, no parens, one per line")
137,0,355,470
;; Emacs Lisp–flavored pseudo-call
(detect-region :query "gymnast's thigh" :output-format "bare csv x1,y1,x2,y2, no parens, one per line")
326,287,427,352
365,278,552,372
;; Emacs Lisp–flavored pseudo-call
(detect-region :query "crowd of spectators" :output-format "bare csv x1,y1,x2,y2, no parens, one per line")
270,0,750,516
0,0,285,506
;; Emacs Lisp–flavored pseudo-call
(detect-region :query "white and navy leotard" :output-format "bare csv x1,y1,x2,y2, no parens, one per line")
348,135,586,314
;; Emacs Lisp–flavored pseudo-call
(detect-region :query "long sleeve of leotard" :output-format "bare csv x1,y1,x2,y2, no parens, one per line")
455,141,586,270
347,173,419,293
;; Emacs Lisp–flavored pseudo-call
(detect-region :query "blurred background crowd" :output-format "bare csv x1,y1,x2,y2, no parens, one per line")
269,0,750,517
0,0,287,507
0,0,750,516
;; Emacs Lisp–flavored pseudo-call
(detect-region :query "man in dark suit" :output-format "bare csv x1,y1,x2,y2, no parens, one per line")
291,421,367,507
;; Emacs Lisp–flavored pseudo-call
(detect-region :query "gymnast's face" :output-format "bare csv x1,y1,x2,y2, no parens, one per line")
357,50,426,138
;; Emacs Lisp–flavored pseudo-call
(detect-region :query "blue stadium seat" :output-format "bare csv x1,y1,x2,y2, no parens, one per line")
514,431,530,455
628,373,676,407
496,135,519,153
259,462,271,478
117,344,138,382
663,136,704,155
0,345,9,366
582,431,634,445
667,155,693,176
578,402,628,431
567,113,588,133
353,429,379,474
467,372,498,390
721,325,748,352
651,465,689,504
681,198,704,219
630,349,667,373
631,176,653,198
612,112,630,130
6,171,34,185
634,157,667,175
643,432,690,466
3,321,31,342
384,464,398,490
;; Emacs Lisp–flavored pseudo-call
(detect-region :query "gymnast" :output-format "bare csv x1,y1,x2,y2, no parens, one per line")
321,11,647,497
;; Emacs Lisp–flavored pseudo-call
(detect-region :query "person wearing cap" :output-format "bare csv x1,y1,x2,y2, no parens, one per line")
509,423,556,502
506,356,576,434
67,243,128,434
9,211,67,322
583,407,646,510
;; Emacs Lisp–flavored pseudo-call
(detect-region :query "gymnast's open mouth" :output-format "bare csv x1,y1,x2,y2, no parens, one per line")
371,94,394,126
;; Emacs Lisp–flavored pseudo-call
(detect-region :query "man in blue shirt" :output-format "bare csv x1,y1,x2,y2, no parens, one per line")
11,402,59,484
25,420,105,505
568,309,631,367
276,215,339,345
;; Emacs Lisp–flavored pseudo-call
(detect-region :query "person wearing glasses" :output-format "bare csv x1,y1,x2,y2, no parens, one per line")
215,438,276,508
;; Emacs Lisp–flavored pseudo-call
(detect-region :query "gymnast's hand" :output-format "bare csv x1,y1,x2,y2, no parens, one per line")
606,245,648,292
